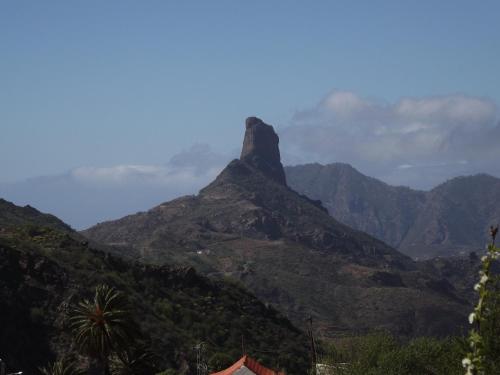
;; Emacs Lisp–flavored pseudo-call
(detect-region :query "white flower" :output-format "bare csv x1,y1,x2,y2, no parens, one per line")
480,274,488,284
474,283,481,291
462,358,471,367
469,313,476,324
481,255,488,262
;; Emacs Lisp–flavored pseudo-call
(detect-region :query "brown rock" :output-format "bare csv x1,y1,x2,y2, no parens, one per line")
240,117,287,185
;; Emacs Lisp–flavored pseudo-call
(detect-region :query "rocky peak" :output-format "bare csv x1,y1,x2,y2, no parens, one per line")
240,117,287,185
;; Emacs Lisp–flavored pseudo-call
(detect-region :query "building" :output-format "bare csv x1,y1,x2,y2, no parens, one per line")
210,355,285,375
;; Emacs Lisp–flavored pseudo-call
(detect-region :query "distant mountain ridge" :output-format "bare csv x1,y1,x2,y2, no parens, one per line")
83,117,471,338
285,164,500,258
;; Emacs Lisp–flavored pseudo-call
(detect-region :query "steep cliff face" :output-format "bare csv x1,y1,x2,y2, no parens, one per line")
240,117,287,186
400,174,500,258
285,164,426,249
286,164,500,259
83,118,470,338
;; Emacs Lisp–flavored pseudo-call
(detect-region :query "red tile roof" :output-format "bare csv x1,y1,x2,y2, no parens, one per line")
210,355,285,375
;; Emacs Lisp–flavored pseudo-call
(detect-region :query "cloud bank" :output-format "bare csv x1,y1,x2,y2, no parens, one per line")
70,144,227,188
0,144,232,229
281,90,500,188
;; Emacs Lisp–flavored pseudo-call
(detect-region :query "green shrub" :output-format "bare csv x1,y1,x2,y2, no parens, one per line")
319,333,465,375
463,226,500,375
208,352,235,372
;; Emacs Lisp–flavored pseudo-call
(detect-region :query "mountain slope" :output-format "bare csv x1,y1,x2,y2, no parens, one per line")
83,117,470,338
285,163,426,249
401,174,500,258
285,164,500,258
0,209,308,374
0,198,72,232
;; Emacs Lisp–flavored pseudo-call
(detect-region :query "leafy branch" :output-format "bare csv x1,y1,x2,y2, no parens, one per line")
463,225,500,375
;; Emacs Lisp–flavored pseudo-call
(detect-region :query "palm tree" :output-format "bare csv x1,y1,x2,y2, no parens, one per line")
110,344,159,375
70,284,138,375
39,357,84,375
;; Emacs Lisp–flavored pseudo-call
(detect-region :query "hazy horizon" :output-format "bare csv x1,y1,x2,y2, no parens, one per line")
2,150,499,230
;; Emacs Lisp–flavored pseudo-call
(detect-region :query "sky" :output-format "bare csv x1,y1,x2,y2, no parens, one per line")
1,1,500,228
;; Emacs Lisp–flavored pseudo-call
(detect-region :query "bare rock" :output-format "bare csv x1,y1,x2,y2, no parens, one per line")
240,117,287,185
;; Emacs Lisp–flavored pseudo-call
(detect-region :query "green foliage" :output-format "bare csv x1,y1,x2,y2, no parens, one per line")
319,333,465,375
39,357,84,375
463,226,500,375
208,352,234,372
70,284,139,374
375,337,465,375
0,226,309,375
110,345,159,375
155,369,178,375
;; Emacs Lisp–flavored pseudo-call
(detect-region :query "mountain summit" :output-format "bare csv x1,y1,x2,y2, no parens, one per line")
83,118,469,337
240,117,286,185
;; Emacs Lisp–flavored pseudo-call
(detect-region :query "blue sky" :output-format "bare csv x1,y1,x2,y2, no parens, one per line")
1,1,500,227
2,0,500,180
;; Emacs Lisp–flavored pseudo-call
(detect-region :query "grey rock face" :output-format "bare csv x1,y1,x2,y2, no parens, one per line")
240,117,287,185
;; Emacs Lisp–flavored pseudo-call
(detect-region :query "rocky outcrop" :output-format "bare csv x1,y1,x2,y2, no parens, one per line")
240,117,287,185
83,118,470,338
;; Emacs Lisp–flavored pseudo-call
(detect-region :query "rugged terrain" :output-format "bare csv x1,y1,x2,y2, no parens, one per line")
0,199,309,374
0,198,73,232
83,117,474,339
285,164,500,259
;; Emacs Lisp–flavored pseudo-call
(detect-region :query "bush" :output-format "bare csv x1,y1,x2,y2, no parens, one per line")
463,226,500,375
208,352,235,372
320,333,465,375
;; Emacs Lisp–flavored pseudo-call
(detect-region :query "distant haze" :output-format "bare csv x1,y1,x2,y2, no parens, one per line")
0,144,234,229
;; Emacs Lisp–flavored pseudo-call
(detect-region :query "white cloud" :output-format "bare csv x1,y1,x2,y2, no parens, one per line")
0,144,231,229
70,164,221,188
281,90,500,189
68,144,230,188
397,164,413,170
395,96,496,125
72,165,164,184
323,91,371,116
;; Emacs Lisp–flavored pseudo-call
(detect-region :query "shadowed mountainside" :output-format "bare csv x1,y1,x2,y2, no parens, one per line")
0,198,73,232
0,201,309,375
285,164,500,259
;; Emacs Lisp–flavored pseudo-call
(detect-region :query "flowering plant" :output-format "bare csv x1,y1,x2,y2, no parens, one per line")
463,225,500,375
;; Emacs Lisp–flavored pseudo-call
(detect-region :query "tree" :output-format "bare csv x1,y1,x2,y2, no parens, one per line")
110,344,159,375
208,353,234,372
70,284,139,375
39,357,84,375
